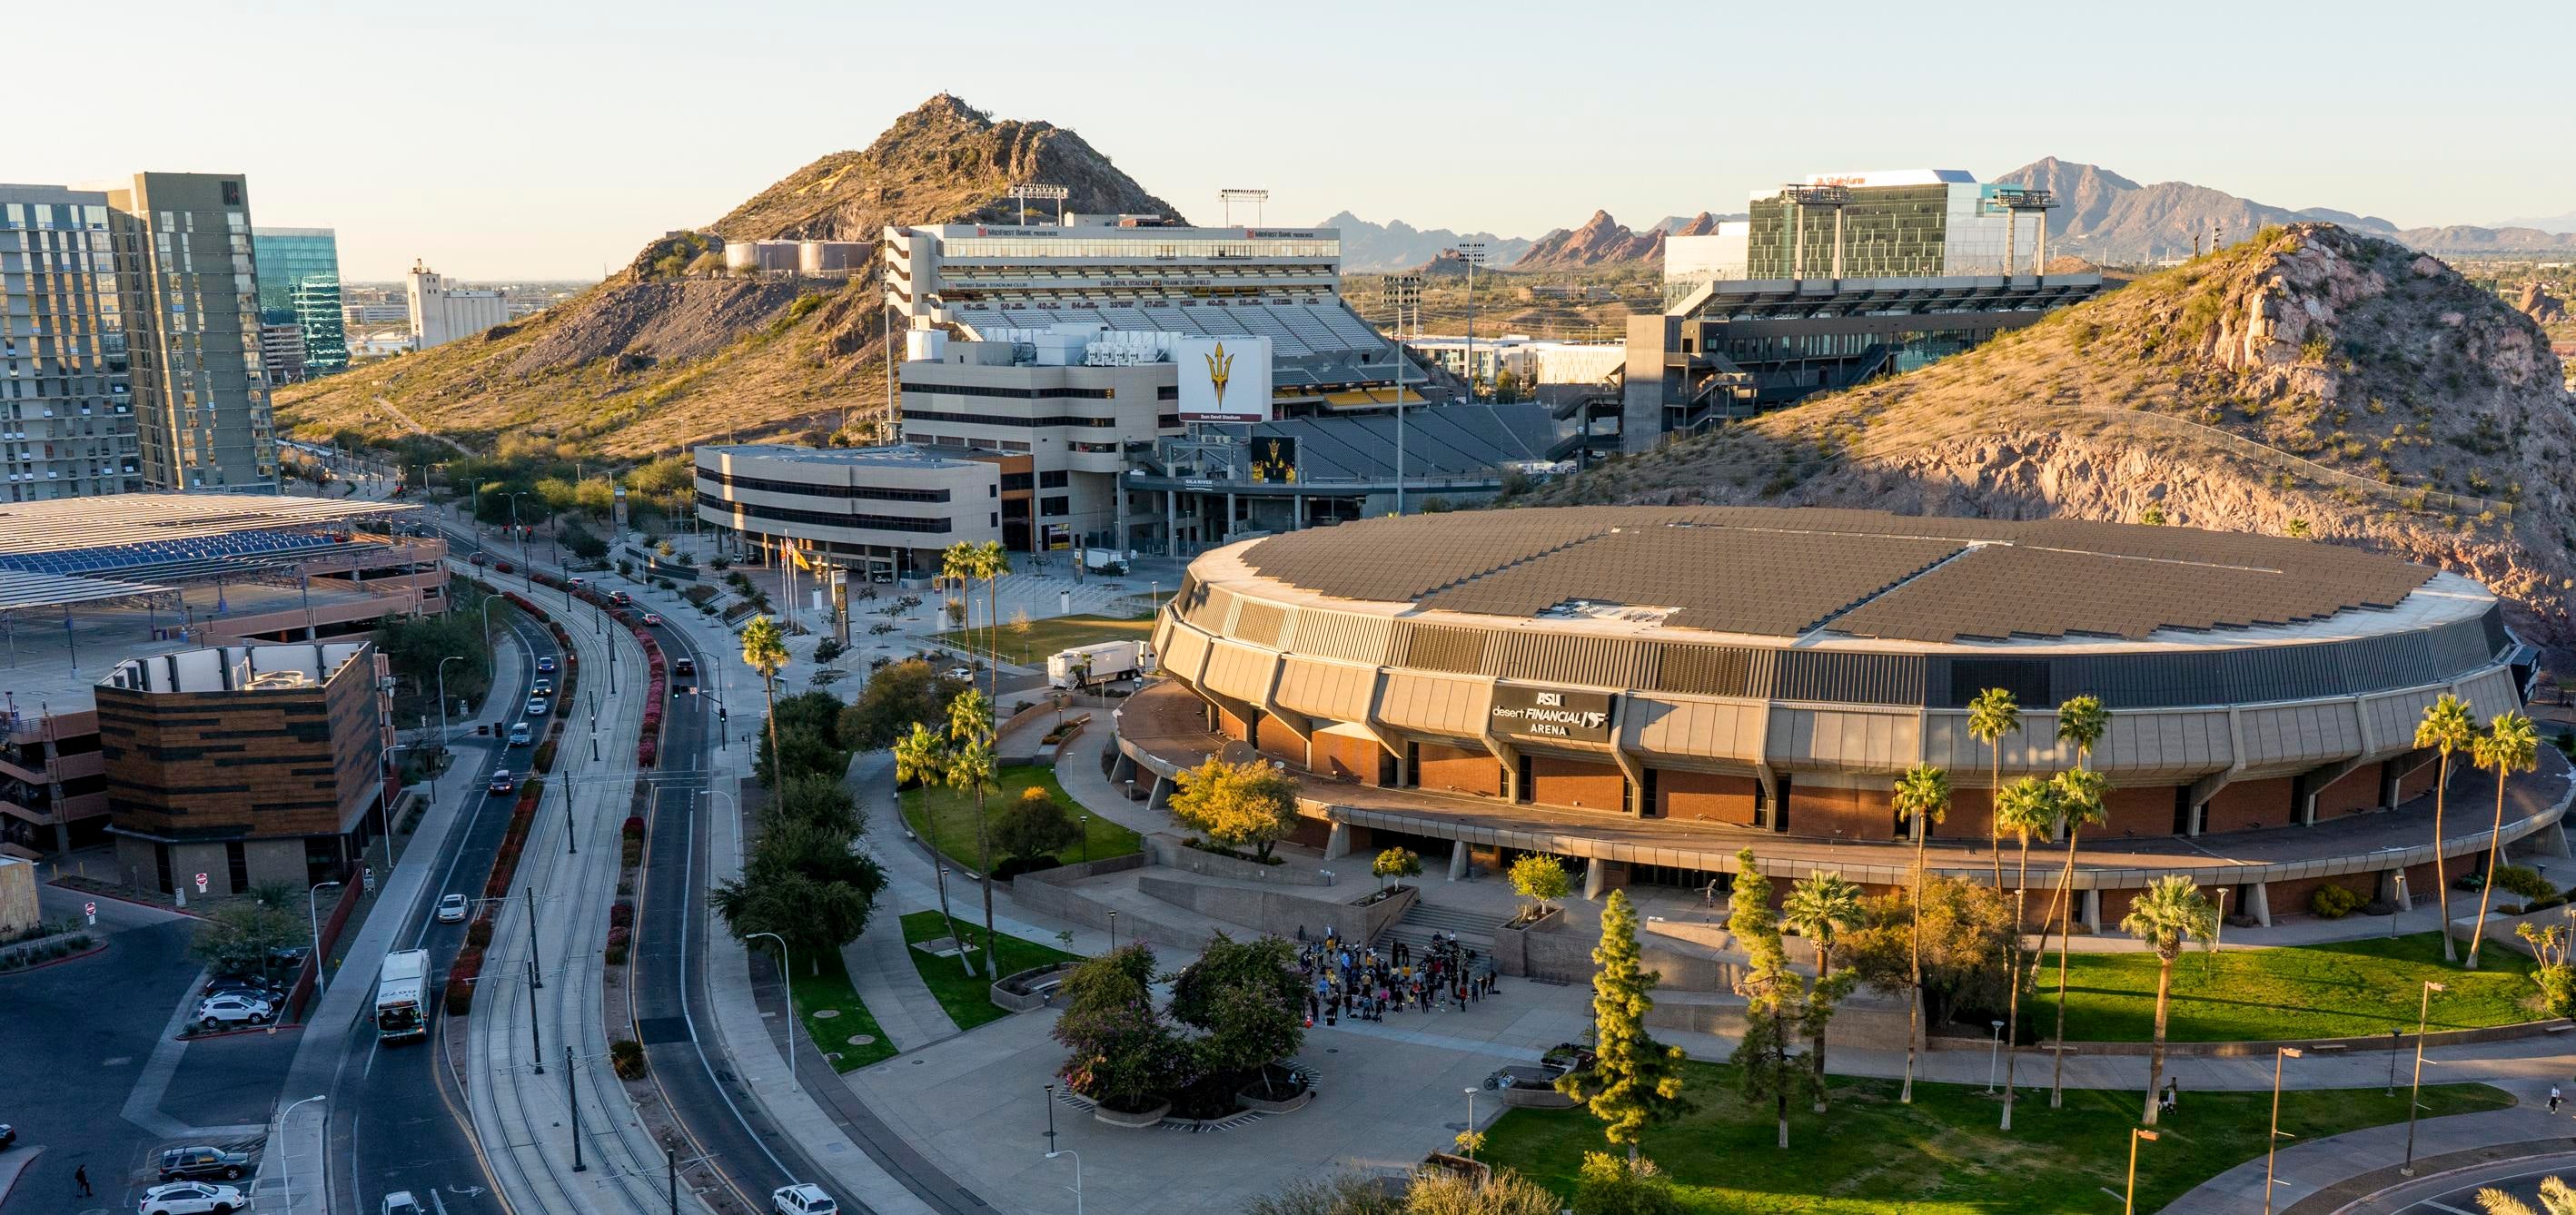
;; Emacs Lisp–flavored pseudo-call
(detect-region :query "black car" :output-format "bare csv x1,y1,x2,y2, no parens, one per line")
203,973,284,998
673,657,696,677
159,1145,252,1181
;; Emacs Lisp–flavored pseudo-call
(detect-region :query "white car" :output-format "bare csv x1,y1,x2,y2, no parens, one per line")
772,1183,838,1215
436,894,470,924
139,1180,248,1214
944,666,974,680
194,993,275,1030
381,1190,425,1215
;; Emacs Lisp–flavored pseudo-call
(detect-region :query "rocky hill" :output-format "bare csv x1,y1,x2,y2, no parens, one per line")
1526,223,2576,650
275,95,1179,458
1512,211,1669,269
2000,158,2576,262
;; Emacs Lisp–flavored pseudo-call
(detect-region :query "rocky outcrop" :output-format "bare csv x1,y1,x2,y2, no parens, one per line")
1512,211,1666,269
2520,280,2567,325
1998,157,2576,262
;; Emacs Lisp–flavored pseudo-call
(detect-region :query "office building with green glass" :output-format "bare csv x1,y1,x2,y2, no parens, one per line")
253,226,348,377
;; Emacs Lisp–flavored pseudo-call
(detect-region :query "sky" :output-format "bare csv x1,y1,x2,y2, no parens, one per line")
20,0,2575,282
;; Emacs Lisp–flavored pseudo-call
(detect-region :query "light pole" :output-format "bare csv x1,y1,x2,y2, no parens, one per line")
307,880,342,996
2401,981,2447,1175
2123,1127,2158,1214
1078,815,1089,866
1106,909,1117,952
1461,1087,1479,1160
1986,1019,2005,1093
436,654,464,759
278,1092,327,1210
2264,1045,2304,1215
2387,1028,2401,1095
1044,1146,1082,1215
2392,872,2407,940
747,930,797,1093
480,595,503,653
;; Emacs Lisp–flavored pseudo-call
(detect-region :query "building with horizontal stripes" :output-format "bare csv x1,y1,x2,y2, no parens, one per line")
1127,506,2564,926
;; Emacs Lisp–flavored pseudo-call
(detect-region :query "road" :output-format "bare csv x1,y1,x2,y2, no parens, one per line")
322,613,560,1215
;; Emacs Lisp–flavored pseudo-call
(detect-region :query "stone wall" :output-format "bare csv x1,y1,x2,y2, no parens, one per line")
1144,834,1335,886
1646,988,1918,1051
1496,908,1741,993
1135,874,1415,944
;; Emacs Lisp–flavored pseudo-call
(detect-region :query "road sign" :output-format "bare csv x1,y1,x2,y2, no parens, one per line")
194,873,209,894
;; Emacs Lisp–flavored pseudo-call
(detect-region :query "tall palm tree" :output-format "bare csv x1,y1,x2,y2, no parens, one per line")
1890,762,1949,1104
939,540,976,645
974,539,1011,697
2472,1173,2576,1215
2466,711,2541,970
2121,874,2216,1126
2416,695,2478,963
1781,870,1863,1112
1992,775,2059,1131
1967,687,2022,890
740,615,789,771
893,722,975,977
946,687,1003,978
2046,765,2108,1109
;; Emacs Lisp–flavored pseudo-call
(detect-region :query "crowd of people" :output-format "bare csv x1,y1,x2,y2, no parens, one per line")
1293,926,1499,1025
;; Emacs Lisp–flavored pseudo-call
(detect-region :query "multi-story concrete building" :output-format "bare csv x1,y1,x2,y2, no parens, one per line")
693,442,1006,582
99,640,393,896
103,172,281,492
405,260,507,349
0,184,144,502
260,321,309,383
252,226,348,376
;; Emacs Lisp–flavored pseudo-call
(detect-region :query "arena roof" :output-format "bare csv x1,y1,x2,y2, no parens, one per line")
1236,508,2443,645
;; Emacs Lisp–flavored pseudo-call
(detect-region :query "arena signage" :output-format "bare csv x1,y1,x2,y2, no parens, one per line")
1490,685,1612,744
1174,334,1274,423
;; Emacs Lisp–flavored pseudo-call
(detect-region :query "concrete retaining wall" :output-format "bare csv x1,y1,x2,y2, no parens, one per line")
1145,834,1336,886
1648,988,1919,1051
1933,1016,2576,1058
1010,871,1214,953
1135,874,1415,944
1497,909,1743,993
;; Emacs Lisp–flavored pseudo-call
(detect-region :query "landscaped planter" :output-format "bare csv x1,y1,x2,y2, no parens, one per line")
1093,1100,1171,1128
1235,1062,1315,1113
992,962,1078,1013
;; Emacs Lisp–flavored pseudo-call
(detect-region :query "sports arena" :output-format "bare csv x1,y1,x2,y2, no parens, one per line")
1121,507,2569,926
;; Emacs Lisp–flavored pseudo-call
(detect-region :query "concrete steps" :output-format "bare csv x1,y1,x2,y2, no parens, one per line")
1374,899,1500,955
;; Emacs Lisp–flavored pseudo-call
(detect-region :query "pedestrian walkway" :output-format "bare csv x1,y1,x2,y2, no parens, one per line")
2168,1078,2561,1213
841,767,962,1052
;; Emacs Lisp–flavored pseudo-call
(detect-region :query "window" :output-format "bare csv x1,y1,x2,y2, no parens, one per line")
225,841,248,892
1040,495,1070,518
1038,469,1069,489
1001,472,1034,491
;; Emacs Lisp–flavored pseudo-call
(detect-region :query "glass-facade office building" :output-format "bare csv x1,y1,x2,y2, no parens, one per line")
0,186,143,500
1743,171,2038,281
253,226,347,377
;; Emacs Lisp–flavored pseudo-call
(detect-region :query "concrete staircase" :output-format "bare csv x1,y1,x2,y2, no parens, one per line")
1373,899,1499,957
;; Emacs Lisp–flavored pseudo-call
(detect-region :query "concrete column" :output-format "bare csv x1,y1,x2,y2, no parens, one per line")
1146,774,1174,810
1323,822,1352,861
1164,491,1177,556
1224,491,1236,541
1583,862,1608,901
1447,839,1470,882
2244,881,2274,929
2080,888,2102,934
2536,819,2573,859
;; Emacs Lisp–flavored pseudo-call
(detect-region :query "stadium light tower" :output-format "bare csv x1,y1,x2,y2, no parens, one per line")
1454,242,1488,401
1219,188,1270,225
1386,274,1425,515
1007,183,1069,225
1993,188,2058,278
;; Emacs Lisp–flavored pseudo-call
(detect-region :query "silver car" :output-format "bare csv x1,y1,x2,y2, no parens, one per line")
139,1180,248,1215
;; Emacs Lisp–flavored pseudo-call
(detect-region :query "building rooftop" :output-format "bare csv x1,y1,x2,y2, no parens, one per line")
102,639,371,696
1230,507,2463,648
696,443,990,470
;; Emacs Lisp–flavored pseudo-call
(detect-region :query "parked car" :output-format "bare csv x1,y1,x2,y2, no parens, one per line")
944,666,973,681
641,611,663,627
771,1184,837,1215
157,1146,253,1181
381,1190,425,1215
536,656,558,674
468,551,488,567
508,722,532,746
436,894,470,924
203,972,283,998
139,1180,248,1214
193,994,274,1031
531,677,554,698
490,769,514,795
673,657,696,677
494,560,514,574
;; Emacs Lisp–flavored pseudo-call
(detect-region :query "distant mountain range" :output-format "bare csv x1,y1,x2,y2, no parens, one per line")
1322,209,1744,272
1998,158,2576,260
1318,212,1531,273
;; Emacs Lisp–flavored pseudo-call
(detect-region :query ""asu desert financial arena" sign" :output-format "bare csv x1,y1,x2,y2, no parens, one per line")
1490,685,1613,744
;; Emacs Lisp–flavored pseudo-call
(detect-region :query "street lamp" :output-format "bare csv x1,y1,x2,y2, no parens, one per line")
2401,981,2447,1175
1461,1087,1480,1160
1107,909,1117,952
436,655,465,763
1986,1019,2005,1093
746,930,797,1093
1078,814,1089,866
307,881,342,996
1044,1146,1083,1215
2123,1128,2158,1215
2392,872,2407,940
2264,1046,2304,1215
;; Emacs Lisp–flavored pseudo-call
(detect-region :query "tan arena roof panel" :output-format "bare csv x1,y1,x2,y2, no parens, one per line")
1237,508,2439,643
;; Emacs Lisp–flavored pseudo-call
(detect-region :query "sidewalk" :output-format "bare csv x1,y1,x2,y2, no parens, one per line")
2168,1078,2562,1213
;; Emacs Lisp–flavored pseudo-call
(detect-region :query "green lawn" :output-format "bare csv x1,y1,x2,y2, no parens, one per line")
899,764,1143,871
785,949,899,1072
933,612,1154,667
1482,1060,2511,1214
897,910,1083,1031
2032,932,2541,1042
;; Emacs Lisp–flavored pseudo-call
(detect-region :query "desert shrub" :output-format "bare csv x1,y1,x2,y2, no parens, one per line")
2310,884,2364,920
466,919,494,948
610,1038,647,1079
2495,864,2555,901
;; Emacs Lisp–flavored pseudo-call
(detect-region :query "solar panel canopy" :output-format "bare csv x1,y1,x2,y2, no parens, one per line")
1238,508,2438,644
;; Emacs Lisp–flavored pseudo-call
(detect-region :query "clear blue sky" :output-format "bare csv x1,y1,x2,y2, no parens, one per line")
21,0,2571,281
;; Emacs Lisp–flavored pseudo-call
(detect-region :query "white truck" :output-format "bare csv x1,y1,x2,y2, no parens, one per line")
1048,639,1153,689
374,948,431,1042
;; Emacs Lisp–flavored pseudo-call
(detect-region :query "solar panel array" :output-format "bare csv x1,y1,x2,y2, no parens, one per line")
1237,508,2438,643
0,528,348,578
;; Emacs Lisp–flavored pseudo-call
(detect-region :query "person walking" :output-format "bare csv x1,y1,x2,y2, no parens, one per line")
2552,1083,2564,1115
74,1166,92,1198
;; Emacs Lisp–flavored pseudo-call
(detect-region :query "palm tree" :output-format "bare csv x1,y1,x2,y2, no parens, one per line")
1890,762,1949,1104
2466,711,2541,970
1967,687,2022,890
740,615,789,770
2046,765,2108,1110
938,541,976,633
946,687,1004,978
2120,874,2216,1126
1992,775,2059,1131
1781,870,1863,1112
2416,695,2478,963
2056,695,2107,773
893,722,974,977
2472,1173,2576,1215
974,539,1011,696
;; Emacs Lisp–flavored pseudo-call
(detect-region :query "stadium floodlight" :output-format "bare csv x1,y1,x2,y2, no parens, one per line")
1220,188,1271,224
1007,183,1070,224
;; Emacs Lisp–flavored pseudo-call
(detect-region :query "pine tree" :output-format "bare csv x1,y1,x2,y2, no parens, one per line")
1556,889,1694,1161
1729,849,1816,1149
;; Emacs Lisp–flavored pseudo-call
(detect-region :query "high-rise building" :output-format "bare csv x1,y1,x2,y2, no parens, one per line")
405,260,507,349
252,226,348,376
259,321,308,383
104,173,280,491
0,185,144,501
